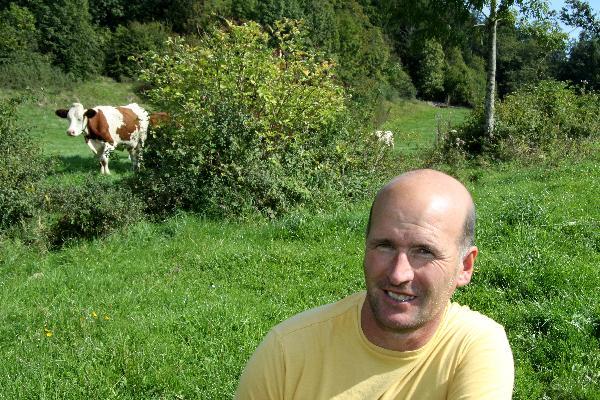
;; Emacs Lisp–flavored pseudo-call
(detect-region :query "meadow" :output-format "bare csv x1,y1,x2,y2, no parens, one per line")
0,79,599,399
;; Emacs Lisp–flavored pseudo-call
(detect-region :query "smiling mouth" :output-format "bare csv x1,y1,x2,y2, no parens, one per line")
386,291,416,303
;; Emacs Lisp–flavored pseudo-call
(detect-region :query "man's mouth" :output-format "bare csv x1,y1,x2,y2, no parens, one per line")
386,291,416,303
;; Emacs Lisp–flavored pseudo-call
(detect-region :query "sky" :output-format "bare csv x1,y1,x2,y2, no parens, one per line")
549,0,599,38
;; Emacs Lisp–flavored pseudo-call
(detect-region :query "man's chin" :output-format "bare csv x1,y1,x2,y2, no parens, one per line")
375,313,419,333
369,296,419,332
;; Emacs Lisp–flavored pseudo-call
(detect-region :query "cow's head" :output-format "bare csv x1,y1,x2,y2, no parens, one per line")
55,103,98,137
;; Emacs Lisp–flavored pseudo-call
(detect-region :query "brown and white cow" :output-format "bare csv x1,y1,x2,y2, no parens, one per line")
55,102,149,174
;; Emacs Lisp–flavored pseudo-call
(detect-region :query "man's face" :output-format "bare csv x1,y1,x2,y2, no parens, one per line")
363,185,474,344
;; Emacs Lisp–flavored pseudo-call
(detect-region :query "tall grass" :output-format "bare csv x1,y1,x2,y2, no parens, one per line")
1,156,599,398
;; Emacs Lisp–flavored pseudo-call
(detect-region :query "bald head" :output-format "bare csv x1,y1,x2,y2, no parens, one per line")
366,169,476,252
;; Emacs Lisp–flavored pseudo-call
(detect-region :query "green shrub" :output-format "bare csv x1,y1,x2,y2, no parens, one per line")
0,98,47,234
44,178,144,248
33,0,107,78
438,80,600,160
0,4,38,61
416,38,446,101
330,2,390,106
104,21,171,81
384,60,416,100
444,47,484,107
135,19,389,218
0,51,74,90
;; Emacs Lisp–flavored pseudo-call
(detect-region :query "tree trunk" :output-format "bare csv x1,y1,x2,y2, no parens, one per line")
484,0,498,138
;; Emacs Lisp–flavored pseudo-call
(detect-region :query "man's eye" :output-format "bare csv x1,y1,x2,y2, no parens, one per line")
415,247,434,256
375,241,394,250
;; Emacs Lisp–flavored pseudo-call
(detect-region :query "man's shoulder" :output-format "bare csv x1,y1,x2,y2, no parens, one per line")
448,302,504,329
272,291,365,338
444,302,508,343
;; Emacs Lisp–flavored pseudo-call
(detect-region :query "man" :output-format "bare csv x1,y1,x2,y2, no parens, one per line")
235,169,514,399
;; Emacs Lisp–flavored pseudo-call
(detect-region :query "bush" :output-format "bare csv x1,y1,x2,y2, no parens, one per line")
104,21,171,81
384,59,416,100
135,19,390,218
0,98,47,234
437,80,600,161
0,4,38,61
444,47,482,106
415,38,446,101
0,51,74,90
33,0,107,78
44,178,144,248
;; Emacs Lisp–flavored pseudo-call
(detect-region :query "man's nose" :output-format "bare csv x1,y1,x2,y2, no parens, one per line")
388,252,414,285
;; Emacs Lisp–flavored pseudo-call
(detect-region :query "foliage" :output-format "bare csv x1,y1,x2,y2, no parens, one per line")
88,0,127,28
416,38,446,101
437,80,600,160
26,0,108,78
444,47,486,106
0,51,74,90
496,22,567,97
560,0,600,39
0,98,47,234
0,3,37,61
329,1,390,106
177,0,394,111
43,177,144,248
382,59,417,100
136,19,389,218
561,36,600,90
0,0,577,106
557,0,599,90
104,21,171,81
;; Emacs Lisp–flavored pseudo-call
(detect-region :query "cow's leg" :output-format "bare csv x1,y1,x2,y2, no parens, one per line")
128,145,143,171
99,156,108,174
99,144,115,174
128,148,137,170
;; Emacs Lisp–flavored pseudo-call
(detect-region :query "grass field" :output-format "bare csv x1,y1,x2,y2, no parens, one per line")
1,80,599,399
377,99,471,156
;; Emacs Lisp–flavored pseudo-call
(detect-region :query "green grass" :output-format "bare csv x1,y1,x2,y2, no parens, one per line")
1,81,599,399
0,209,368,398
378,99,471,154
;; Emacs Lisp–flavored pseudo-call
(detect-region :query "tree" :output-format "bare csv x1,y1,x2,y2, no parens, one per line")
0,4,37,61
560,0,599,39
104,21,171,80
496,21,567,96
10,0,107,78
416,38,446,100
559,0,599,89
564,37,600,89
445,47,479,105
467,0,561,138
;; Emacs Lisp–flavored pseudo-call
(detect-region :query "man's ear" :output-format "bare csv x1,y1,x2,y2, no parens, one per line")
456,246,478,287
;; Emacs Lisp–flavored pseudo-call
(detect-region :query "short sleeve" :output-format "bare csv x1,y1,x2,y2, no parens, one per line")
234,329,286,400
447,323,514,400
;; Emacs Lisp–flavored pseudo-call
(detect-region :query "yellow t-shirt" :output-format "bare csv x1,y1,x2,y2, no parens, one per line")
235,291,514,399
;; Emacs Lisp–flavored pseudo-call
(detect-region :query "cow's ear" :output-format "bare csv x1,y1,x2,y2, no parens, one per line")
84,109,97,118
55,109,68,118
